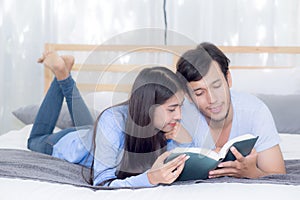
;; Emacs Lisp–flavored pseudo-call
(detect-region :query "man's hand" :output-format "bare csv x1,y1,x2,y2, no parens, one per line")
208,147,264,179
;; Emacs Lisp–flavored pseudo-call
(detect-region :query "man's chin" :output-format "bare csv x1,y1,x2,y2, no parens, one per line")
206,114,227,123
210,118,226,123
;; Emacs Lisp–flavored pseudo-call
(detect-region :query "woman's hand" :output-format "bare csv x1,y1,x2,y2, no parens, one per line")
208,147,264,179
164,122,192,144
147,151,189,185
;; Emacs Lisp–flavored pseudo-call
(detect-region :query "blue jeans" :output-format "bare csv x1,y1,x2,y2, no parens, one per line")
27,76,94,155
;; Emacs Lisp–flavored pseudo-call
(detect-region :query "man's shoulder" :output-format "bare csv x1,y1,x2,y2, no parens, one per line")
231,90,265,109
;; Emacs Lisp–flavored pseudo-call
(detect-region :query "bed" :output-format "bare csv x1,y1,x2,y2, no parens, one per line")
1,44,300,200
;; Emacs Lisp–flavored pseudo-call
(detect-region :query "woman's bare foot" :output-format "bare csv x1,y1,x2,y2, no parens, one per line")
61,55,74,73
38,51,69,80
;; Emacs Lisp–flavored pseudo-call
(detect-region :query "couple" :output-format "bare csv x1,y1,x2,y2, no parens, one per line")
28,42,286,187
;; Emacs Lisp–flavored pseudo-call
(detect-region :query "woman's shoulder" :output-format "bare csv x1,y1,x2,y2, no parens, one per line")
101,104,128,117
98,104,128,127
96,104,128,144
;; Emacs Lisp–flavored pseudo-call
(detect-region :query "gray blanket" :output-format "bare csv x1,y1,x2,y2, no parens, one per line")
0,149,299,189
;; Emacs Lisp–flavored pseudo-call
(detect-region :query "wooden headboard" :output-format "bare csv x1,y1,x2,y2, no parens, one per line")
44,43,300,94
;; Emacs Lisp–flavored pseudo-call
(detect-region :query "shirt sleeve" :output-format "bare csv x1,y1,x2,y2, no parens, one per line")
109,171,155,188
93,107,156,188
167,139,194,151
252,102,281,152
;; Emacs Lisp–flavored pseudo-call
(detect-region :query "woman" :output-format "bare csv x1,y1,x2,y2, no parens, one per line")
28,51,191,188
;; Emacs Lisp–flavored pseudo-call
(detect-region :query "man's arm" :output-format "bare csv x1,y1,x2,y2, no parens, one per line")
256,144,286,175
208,144,286,179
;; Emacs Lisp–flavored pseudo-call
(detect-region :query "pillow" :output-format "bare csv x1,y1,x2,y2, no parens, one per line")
255,94,300,134
12,92,129,130
12,104,73,129
84,91,128,111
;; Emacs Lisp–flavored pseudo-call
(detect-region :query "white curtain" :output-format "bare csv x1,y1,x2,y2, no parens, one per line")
1,0,299,134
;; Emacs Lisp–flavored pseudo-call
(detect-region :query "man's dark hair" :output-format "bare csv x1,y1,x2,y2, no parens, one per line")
197,42,230,79
176,42,230,84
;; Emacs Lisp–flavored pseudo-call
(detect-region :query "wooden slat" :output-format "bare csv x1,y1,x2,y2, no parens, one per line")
45,43,300,54
229,66,295,70
44,68,52,94
44,43,300,94
72,64,174,72
77,83,132,93
73,64,293,71
219,46,300,54
45,43,191,53
45,43,98,52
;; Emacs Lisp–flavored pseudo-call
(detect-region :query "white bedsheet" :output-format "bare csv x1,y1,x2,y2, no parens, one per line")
1,178,299,200
0,125,300,200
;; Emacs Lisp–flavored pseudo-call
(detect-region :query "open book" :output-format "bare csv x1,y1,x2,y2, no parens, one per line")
165,134,259,181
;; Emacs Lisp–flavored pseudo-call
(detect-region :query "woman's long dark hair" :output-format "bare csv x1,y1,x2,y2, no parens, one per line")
117,67,183,179
88,66,183,185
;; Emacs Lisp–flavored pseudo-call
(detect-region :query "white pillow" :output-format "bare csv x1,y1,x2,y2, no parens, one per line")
12,92,129,129
83,91,128,112
12,104,73,129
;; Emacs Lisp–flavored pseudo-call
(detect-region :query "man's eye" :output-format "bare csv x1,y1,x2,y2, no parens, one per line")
168,109,176,112
195,92,203,96
213,83,222,88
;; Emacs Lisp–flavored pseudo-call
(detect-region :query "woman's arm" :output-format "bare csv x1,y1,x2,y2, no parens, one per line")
107,152,188,187
93,107,189,187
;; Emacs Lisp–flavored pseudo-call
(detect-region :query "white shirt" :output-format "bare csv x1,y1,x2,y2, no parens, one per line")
181,90,280,152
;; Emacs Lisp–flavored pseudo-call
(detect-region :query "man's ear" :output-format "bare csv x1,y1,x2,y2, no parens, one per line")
226,71,232,88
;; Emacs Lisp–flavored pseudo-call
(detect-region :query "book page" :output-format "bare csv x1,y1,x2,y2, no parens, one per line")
171,147,220,161
218,133,256,158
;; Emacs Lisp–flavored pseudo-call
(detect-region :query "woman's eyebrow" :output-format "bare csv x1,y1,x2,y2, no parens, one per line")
168,104,179,108
168,100,184,108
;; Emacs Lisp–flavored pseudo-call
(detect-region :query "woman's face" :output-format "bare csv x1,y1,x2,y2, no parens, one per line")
153,91,185,132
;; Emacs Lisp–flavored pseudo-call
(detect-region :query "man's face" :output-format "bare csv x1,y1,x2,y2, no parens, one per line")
188,61,232,122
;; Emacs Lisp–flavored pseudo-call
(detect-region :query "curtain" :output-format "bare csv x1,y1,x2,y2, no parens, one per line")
0,0,299,134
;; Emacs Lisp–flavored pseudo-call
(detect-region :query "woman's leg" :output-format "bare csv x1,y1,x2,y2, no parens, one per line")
59,55,94,126
27,78,72,154
28,52,70,154
58,75,94,127
28,53,93,155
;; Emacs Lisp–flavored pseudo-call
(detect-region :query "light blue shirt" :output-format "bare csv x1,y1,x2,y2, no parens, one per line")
181,90,280,152
53,105,190,187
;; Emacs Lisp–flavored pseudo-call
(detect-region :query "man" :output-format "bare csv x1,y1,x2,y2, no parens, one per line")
176,42,286,179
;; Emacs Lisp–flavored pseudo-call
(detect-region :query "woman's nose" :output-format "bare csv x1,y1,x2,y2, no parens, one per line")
173,107,181,121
